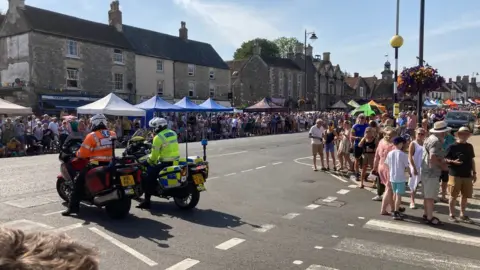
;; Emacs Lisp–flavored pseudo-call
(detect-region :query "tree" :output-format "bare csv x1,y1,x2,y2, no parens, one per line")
273,37,301,57
233,38,280,60
343,71,352,77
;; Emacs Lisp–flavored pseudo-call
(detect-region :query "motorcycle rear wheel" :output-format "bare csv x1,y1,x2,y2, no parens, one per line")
105,196,132,219
173,187,200,210
56,177,71,203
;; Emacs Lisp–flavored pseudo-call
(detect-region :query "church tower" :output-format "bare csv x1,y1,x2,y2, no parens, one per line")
381,60,393,81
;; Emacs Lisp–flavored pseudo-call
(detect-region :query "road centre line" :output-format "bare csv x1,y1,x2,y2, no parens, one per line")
253,224,276,233
306,265,339,270
256,166,266,169
208,176,219,180
43,210,65,216
89,227,158,266
209,151,247,158
305,204,320,210
364,219,480,247
337,189,350,195
225,173,236,176
282,213,301,219
272,162,283,165
241,169,253,173
165,258,200,270
215,238,245,250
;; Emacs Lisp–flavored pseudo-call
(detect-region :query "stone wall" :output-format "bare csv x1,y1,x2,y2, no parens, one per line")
234,56,269,105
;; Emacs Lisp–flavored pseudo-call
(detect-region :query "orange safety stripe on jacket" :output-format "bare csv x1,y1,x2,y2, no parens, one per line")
76,130,117,162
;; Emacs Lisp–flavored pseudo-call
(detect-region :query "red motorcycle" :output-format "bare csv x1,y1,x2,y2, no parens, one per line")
56,138,142,219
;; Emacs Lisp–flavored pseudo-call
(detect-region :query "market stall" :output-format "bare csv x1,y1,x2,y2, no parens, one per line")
77,93,146,117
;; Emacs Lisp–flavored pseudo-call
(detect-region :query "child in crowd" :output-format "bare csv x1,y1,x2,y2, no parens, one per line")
6,137,21,156
358,127,377,188
385,136,411,220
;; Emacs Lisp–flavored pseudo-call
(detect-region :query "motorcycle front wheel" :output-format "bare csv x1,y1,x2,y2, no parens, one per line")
56,177,71,203
173,186,200,210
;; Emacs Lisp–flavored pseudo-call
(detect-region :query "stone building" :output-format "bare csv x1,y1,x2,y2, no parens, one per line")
227,42,304,108
0,0,135,112
312,52,346,110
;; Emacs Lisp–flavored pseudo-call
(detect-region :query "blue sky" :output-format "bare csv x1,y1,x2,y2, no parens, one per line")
2,0,480,80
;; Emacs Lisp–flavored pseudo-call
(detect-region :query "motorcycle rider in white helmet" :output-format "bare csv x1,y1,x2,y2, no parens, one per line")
137,117,180,209
62,114,116,216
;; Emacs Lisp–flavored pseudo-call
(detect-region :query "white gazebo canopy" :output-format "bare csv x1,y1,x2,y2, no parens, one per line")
77,93,145,117
0,98,32,115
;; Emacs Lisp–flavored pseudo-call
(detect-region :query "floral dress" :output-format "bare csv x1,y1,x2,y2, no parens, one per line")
373,139,397,185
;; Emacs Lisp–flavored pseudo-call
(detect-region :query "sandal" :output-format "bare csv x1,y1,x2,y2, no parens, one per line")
422,214,428,220
392,211,403,220
426,217,443,226
449,215,459,223
459,216,474,224
381,212,390,216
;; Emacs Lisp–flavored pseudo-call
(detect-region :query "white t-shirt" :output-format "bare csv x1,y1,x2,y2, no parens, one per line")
385,149,409,183
309,125,325,145
48,122,59,135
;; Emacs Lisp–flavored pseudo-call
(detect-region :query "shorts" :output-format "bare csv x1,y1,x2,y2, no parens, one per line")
422,176,440,199
354,146,363,159
312,144,324,155
439,170,448,183
448,175,474,198
363,153,374,167
325,143,334,153
391,182,406,195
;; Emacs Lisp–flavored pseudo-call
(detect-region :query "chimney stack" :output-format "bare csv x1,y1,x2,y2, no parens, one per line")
252,41,261,56
8,0,25,10
354,72,359,78
108,1,122,32
462,75,469,83
456,75,461,82
294,42,303,55
305,44,313,57
322,52,331,62
472,77,477,84
179,21,188,40
448,78,452,83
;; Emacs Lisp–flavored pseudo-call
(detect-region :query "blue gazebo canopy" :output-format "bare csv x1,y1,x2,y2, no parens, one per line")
199,98,233,112
174,97,207,111
135,96,185,112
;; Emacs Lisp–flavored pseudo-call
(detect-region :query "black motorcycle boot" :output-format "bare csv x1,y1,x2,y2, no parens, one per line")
136,195,152,209
62,196,80,216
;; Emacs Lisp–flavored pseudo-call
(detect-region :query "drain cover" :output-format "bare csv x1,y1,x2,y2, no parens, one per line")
313,197,346,207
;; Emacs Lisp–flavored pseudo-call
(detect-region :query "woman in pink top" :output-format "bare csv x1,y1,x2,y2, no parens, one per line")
373,127,398,215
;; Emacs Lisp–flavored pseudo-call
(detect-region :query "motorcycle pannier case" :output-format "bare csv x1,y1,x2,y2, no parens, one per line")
85,166,111,194
158,166,182,189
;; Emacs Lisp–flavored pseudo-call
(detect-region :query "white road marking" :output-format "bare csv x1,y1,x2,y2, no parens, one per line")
293,260,303,265
305,204,320,210
224,173,236,176
50,223,84,233
209,151,248,158
165,258,200,270
331,235,339,238
215,238,245,250
241,169,253,173
348,184,358,188
322,196,337,203
282,213,301,220
294,157,348,183
314,246,324,250
253,224,276,233
358,217,365,220
335,238,480,270
329,174,348,183
0,219,54,232
337,189,350,195
43,210,65,216
400,196,480,213
347,224,354,227
272,162,283,165
364,219,480,247
208,176,219,180
256,166,266,169
89,227,158,266
306,265,339,270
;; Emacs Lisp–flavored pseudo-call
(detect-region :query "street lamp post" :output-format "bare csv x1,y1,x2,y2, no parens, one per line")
417,0,425,127
390,0,403,126
304,30,317,110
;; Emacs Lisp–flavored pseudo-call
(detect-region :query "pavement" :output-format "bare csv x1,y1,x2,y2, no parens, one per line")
1,133,480,270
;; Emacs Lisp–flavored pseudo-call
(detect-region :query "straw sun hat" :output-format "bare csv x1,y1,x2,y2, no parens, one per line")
429,121,451,133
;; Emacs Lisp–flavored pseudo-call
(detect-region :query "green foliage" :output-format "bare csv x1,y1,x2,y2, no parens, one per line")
273,37,301,57
233,38,280,60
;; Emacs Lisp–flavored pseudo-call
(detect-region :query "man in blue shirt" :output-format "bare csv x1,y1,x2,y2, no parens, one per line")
350,114,370,180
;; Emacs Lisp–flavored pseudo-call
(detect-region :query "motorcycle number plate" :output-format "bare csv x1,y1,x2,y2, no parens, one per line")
192,174,205,185
120,175,135,186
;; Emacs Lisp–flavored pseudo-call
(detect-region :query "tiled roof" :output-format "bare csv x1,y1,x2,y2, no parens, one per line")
22,5,132,49
123,25,229,69
261,56,302,70
344,77,359,89
226,60,247,73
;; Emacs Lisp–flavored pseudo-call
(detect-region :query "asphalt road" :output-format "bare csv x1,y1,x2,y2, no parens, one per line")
1,133,480,270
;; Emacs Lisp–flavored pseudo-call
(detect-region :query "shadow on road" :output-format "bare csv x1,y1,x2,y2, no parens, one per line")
69,204,174,248
149,202,261,231
403,214,480,235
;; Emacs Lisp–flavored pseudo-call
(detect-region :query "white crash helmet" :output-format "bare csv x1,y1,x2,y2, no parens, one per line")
90,114,108,129
149,117,167,129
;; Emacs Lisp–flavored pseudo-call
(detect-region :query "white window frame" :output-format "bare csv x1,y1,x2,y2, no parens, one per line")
188,64,195,76
66,67,79,88
209,83,215,97
113,73,124,91
188,81,195,97
209,68,215,80
113,49,124,64
66,40,79,57
359,86,364,97
156,60,163,72
157,80,164,96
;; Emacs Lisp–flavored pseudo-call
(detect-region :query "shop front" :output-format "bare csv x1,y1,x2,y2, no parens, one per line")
39,95,100,114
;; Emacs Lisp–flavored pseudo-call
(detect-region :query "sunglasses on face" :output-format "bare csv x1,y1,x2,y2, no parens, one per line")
418,133,426,136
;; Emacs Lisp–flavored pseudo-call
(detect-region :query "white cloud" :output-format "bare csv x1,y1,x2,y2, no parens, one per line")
0,0,7,12
173,0,286,48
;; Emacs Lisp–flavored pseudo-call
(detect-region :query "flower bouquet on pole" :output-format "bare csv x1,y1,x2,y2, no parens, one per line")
397,65,445,96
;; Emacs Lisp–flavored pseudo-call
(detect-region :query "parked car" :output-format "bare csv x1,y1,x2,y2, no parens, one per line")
444,111,476,132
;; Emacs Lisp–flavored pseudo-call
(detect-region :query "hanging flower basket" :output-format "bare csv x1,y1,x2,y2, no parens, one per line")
397,65,445,95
